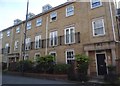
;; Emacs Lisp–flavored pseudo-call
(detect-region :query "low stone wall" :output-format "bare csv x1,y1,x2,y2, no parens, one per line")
4,71,68,81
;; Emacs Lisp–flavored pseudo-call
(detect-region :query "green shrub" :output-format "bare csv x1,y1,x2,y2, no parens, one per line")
107,65,116,72
8,62,18,71
104,65,117,84
75,54,89,81
16,60,33,72
75,54,89,63
54,64,70,74
67,63,77,80
35,55,55,73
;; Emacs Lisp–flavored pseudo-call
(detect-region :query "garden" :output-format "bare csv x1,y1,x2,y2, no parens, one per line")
3,54,90,82
2,54,120,85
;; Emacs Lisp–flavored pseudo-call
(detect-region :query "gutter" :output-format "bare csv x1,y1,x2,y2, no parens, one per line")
109,0,120,43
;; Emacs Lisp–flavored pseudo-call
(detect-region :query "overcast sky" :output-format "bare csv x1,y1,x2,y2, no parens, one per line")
0,0,120,31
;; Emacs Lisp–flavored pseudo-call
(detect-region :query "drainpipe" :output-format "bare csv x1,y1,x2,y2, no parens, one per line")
45,17,48,55
109,0,120,43
109,0,120,66
20,23,24,61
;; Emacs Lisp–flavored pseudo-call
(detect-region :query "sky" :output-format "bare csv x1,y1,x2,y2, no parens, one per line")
0,0,120,31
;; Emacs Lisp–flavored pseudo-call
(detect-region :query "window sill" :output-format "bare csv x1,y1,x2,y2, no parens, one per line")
93,34,105,37
91,5,102,9
50,19,57,23
27,28,31,30
65,42,75,45
35,47,41,50
36,24,42,27
66,14,74,18
49,45,58,48
16,32,20,34
25,49,30,51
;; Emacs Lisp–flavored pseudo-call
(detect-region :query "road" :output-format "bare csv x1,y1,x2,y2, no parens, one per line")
2,75,105,86
2,74,76,85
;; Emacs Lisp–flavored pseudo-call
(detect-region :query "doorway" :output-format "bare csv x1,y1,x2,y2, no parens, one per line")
96,53,107,75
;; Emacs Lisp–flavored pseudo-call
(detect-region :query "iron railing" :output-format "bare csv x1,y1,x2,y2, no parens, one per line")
22,32,80,51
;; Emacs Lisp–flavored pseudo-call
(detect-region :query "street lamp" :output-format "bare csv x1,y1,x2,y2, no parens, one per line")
22,0,29,75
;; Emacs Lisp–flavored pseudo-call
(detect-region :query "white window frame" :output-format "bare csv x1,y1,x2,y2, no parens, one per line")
25,38,31,50
24,54,29,60
64,26,75,44
14,40,19,50
49,31,58,46
90,0,102,9
92,18,105,36
35,35,41,49
36,18,42,26
66,5,74,17
27,22,31,30
34,53,41,61
0,33,3,39
50,12,57,22
49,51,57,63
66,49,75,64
16,27,20,33
5,43,9,48
5,43,10,53
7,30,10,37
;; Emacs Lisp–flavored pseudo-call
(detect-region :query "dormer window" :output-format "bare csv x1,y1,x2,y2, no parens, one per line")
42,4,52,12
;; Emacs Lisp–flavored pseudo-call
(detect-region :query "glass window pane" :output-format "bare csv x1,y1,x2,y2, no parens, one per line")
16,27,20,33
66,29,69,43
66,51,74,64
92,0,101,8
27,22,31,30
36,18,42,26
66,6,74,16
93,19,104,36
50,31,57,46
50,53,56,57
70,28,74,43
7,31,10,37
94,20,103,28
50,12,57,21
35,35,41,48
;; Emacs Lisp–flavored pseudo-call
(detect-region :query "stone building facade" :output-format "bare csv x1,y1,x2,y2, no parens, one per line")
0,1,120,76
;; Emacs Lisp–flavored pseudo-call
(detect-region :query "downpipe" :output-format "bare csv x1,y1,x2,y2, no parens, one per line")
109,0,120,43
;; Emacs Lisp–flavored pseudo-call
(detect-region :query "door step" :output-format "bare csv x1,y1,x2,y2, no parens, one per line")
88,76,105,84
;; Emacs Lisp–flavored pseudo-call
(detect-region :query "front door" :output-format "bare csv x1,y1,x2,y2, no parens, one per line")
96,53,107,75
